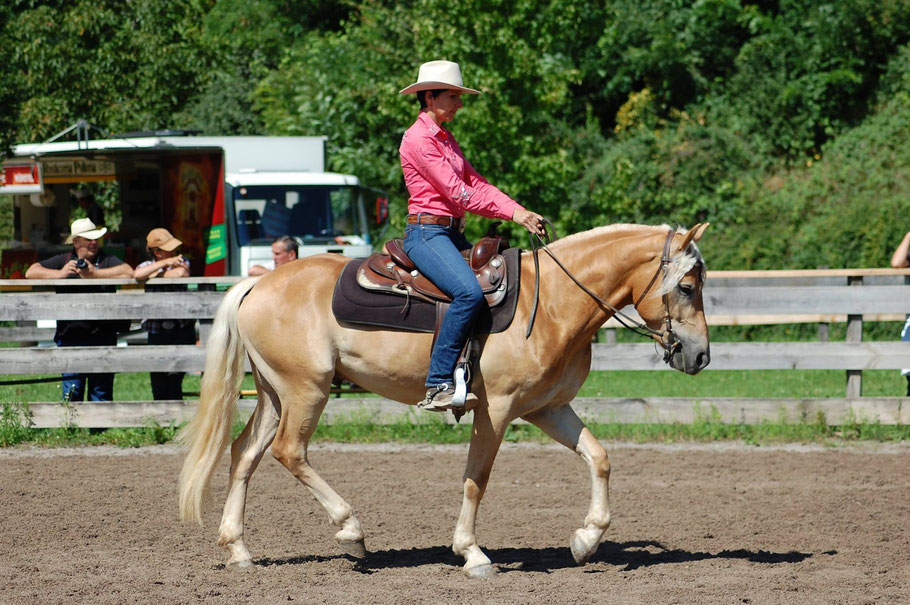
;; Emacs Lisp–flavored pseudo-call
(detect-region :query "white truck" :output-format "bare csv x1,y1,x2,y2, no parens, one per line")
0,129,387,276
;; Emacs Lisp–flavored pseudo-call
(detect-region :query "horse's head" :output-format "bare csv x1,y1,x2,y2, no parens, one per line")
632,224,711,375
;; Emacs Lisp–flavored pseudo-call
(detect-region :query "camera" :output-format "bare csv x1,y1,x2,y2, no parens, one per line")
75,258,88,269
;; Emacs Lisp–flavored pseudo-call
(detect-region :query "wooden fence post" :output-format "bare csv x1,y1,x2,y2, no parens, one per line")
196,282,217,344
845,275,863,398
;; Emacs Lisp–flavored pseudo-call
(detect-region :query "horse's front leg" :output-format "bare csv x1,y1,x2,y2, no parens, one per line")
524,404,611,565
453,407,510,579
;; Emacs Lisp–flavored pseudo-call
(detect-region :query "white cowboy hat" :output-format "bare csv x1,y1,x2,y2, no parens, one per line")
65,217,107,243
399,60,481,95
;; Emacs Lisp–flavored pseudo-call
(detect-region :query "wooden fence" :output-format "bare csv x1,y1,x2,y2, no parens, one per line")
2,268,910,428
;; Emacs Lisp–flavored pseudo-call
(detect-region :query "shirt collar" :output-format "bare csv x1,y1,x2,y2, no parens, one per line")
417,111,446,138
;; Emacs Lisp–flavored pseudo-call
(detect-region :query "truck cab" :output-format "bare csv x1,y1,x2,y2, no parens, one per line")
227,171,373,276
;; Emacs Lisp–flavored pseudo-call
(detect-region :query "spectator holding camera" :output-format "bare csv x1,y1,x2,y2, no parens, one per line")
25,217,134,402
135,228,196,400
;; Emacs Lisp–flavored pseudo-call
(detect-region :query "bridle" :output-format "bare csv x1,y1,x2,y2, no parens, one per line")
526,222,683,364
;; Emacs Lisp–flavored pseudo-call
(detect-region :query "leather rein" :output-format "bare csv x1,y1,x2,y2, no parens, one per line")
526,222,682,364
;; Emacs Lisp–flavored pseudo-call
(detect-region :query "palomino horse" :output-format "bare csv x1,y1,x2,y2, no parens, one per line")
178,223,710,578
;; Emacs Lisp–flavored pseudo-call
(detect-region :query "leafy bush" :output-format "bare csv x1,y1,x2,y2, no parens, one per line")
702,67,910,269
566,111,755,232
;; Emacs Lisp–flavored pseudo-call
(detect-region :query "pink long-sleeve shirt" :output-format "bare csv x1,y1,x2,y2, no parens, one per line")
399,112,523,220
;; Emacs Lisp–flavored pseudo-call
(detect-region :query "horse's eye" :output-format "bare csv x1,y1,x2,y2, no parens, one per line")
679,283,695,296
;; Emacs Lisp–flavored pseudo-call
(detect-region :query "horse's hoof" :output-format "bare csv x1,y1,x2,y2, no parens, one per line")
226,558,254,570
338,539,367,559
570,528,602,565
464,563,496,579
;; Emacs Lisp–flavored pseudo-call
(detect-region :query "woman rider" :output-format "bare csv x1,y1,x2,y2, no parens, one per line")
399,60,546,412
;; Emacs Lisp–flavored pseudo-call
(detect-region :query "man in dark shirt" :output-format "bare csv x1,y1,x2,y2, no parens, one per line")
25,218,134,402
73,188,105,227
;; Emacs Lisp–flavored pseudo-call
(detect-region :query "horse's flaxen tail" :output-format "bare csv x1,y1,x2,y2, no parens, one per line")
177,276,260,524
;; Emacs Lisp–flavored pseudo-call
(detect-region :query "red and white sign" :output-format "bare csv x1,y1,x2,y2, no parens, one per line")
0,163,43,195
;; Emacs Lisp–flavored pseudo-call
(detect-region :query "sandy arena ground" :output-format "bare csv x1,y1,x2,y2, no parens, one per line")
1,440,908,604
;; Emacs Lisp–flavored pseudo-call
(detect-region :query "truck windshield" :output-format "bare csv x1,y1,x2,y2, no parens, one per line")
233,185,363,245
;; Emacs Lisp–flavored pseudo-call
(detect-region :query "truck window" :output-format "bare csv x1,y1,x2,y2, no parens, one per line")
233,185,363,244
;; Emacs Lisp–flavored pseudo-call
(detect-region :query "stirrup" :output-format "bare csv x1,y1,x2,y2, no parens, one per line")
418,384,458,412
418,384,477,413
452,365,469,406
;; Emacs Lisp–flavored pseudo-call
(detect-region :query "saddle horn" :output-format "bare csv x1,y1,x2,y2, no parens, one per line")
676,222,710,251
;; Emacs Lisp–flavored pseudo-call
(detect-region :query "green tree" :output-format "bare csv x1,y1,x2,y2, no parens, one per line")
2,0,211,143
710,0,910,163
0,3,21,155
175,0,355,135
568,108,755,232
254,0,595,238
702,44,910,270
581,0,748,127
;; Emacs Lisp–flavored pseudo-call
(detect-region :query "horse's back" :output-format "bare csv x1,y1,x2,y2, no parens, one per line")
237,254,351,369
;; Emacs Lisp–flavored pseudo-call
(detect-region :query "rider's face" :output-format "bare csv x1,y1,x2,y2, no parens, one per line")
427,90,463,124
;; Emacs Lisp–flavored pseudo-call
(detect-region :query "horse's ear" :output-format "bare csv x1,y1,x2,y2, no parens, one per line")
677,223,710,251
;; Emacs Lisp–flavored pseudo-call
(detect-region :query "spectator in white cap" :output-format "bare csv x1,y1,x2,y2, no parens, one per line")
25,217,134,402
135,227,195,401
25,217,133,281
398,60,546,413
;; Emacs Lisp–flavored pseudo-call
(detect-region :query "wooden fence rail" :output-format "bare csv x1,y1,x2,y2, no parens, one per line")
2,268,910,427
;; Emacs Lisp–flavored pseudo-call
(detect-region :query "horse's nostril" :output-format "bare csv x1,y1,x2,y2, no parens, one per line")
696,351,710,370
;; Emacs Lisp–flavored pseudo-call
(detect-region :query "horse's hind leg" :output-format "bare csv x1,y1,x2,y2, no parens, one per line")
218,371,281,568
269,380,366,558
524,405,611,565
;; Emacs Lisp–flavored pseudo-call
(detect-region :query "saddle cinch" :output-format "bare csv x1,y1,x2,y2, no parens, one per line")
356,234,510,307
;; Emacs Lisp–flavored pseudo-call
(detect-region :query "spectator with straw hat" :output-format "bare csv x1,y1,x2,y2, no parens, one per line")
25,217,134,402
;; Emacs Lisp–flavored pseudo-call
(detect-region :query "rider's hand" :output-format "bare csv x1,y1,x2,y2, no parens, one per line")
512,207,546,237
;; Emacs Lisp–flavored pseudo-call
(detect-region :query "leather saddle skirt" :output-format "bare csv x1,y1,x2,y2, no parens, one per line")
332,246,521,334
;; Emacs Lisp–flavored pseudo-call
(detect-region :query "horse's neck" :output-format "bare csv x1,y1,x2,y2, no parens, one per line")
530,227,659,338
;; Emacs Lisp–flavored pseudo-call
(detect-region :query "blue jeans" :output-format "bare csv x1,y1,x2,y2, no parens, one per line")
61,372,114,402
55,335,115,402
404,223,484,387
148,324,196,400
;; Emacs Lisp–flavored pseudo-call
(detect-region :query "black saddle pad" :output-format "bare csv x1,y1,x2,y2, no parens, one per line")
332,247,521,334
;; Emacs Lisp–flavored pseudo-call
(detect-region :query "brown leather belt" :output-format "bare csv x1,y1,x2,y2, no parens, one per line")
407,214,465,229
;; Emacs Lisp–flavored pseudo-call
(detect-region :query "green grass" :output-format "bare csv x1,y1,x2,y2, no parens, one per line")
0,400,179,448
305,402,910,445
578,369,908,398
4,368,906,403
2,369,909,448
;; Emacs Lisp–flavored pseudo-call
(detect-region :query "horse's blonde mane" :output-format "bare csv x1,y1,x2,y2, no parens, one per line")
548,223,705,294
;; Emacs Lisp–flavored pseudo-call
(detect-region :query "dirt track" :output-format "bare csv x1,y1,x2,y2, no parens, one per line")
1,441,908,604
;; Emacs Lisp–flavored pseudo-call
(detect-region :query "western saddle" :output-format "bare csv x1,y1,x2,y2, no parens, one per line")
357,228,510,308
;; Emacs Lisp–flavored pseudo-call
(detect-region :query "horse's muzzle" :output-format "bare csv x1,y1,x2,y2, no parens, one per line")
665,337,710,375
689,348,710,374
